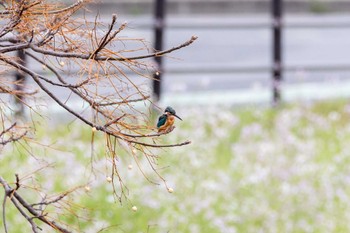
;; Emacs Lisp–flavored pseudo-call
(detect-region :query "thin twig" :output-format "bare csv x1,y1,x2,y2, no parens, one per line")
0,176,40,233
101,22,127,50
41,0,84,15
0,0,83,15
0,131,27,146
91,14,118,56
0,42,29,54
0,129,27,146
15,174,20,191
96,95,150,106
104,114,126,128
29,35,198,61
2,193,8,233
10,197,40,233
31,192,69,207
0,123,16,138
0,176,71,233
25,52,91,88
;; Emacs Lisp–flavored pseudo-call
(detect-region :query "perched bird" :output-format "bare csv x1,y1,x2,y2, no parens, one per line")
157,106,182,133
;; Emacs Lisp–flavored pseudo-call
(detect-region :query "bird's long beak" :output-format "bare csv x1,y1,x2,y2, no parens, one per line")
174,114,182,121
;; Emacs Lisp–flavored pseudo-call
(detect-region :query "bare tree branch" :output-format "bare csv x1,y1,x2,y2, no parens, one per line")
0,122,27,146
0,0,195,231
28,35,198,61
2,192,8,233
0,176,71,233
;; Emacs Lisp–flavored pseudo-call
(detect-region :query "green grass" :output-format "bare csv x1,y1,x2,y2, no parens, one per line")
2,99,350,232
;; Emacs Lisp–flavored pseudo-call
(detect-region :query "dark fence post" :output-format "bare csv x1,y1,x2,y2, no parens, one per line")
14,49,26,115
272,0,283,106
152,0,166,102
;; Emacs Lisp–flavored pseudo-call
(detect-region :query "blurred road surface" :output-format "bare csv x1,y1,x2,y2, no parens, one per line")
6,13,350,108
121,13,350,105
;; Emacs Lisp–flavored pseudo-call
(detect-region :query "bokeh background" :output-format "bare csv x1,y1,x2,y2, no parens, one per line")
3,0,350,232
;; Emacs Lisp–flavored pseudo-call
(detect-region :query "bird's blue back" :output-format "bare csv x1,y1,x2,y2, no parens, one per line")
157,114,167,128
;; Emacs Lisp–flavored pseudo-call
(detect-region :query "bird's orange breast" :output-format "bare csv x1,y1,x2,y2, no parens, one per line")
158,115,175,133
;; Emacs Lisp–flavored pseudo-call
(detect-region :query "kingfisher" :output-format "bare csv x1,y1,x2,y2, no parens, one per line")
157,106,182,133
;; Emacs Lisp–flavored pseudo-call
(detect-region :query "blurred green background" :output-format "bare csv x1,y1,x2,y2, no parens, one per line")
3,100,350,232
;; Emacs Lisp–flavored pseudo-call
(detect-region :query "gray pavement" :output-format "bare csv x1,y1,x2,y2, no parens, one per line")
4,12,350,108
121,14,350,103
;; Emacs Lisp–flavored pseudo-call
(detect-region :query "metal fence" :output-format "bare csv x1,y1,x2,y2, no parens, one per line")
12,0,350,108
151,0,350,105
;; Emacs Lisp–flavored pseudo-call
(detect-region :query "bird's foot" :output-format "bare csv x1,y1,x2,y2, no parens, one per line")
166,126,176,133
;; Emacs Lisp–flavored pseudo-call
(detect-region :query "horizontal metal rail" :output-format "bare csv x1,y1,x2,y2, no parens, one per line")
130,20,350,30
165,64,350,74
23,64,350,77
